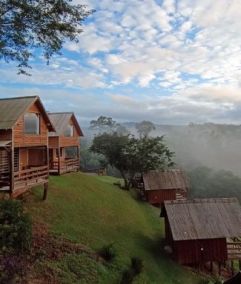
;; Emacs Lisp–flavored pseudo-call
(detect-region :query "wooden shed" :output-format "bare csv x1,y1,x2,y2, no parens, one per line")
142,169,188,206
48,112,83,175
161,198,241,266
0,96,55,199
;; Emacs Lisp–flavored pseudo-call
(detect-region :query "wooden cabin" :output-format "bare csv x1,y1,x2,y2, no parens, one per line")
0,96,55,199
142,169,188,206
161,198,241,268
48,112,83,175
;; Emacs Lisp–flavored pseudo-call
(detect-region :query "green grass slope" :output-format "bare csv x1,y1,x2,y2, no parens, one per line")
26,172,206,284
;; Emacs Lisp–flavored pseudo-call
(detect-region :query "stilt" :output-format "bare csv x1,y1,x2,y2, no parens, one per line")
210,261,213,272
218,262,221,275
231,260,234,276
43,183,48,200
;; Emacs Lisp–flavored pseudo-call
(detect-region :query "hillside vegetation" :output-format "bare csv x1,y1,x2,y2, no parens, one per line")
26,172,206,283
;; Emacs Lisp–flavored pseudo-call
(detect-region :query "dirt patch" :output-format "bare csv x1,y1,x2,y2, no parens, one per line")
1,222,102,284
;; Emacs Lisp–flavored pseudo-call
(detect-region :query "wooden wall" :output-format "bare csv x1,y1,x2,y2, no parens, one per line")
146,189,176,206
0,129,11,140
173,238,227,265
13,102,48,147
49,136,59,148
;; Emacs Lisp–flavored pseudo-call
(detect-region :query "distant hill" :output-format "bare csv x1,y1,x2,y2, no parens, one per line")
25,173,205,283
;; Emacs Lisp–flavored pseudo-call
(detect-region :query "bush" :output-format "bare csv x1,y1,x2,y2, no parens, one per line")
121,269,135,284
131,257,144,274
0,200,32,253
121,257,144,284
99,243,116,262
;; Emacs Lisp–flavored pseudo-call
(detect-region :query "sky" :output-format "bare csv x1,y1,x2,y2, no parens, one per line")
1,0,241,125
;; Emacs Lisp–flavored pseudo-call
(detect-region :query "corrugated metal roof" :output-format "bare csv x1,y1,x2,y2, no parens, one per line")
143,169,189,191
0,96,55,131
48,112,83,137
164,198,241,241
0,96,37,129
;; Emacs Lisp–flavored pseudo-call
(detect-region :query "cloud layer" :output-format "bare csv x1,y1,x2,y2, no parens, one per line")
1,0,241,124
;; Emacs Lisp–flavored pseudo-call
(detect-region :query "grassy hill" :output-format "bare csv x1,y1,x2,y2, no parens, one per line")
25,172,207,284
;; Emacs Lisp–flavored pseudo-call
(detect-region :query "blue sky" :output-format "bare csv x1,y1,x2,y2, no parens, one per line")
1,0,241,125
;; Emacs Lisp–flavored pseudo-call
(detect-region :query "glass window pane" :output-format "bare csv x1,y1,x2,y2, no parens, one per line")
64,125,73,137
24,113,40,134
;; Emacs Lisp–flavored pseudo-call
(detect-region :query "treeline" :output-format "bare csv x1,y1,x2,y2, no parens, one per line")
188,166,241,201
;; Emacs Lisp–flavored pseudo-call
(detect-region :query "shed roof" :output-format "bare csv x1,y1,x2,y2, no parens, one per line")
163,198,241,241
143,169,189,191
0,96,54,131
48,112,83,137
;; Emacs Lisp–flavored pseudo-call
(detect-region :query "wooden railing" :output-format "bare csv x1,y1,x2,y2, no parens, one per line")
50,158,79,174
14,165,48,190
227,242,241,259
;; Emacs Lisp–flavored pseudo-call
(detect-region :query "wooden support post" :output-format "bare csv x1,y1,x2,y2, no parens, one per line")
231,260,234,276
218,262,221,275
210,261,213,273
239,260,241,270
43,183,48,200
58,147,61,175
77,146,80,171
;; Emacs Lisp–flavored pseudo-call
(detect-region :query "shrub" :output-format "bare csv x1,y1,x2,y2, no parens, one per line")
131,257,144,274
99,243,116,262
121,257,144,284
121,269,135,284
0,200,32,253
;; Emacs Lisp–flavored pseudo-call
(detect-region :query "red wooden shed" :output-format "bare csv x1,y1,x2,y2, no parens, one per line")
143,169,188,206
161,198,241,266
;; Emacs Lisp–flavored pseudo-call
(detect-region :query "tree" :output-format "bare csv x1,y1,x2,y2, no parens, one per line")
0,0,92,74
90,133,174,189
90,116,119,133
135,120,156,138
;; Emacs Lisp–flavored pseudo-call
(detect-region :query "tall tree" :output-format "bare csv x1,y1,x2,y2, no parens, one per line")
135,120,156,138
90,133,174,189
0,0,92,74
89,116,119,133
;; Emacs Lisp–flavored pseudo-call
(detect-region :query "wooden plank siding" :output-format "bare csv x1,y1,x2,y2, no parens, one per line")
14,103,48,147
173,238,227,265
0,129,11,140
146,189,176,206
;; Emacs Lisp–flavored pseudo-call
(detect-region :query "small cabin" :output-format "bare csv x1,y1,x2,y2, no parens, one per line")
0,96,55,199
142,169,188,206
161,198,241,267
48,112,83,175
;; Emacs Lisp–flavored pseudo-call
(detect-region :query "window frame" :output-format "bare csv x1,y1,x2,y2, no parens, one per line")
23,112,40,135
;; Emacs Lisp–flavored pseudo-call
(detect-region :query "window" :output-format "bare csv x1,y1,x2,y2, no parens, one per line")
64,125,74,137
24,113,40,134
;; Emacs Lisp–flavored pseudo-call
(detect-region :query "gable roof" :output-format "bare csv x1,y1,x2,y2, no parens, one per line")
143,169,189,191
48,112,83,137
0,96,55,131
163,198,241,241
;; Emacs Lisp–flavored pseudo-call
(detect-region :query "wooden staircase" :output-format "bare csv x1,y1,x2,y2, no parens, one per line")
227,240,241,260
175,189,187,201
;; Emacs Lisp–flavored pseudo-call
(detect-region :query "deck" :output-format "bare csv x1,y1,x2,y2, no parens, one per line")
0,165,48,197
49,158,79,175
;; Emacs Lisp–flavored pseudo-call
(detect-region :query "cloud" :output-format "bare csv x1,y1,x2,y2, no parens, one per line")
2,0,241,124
